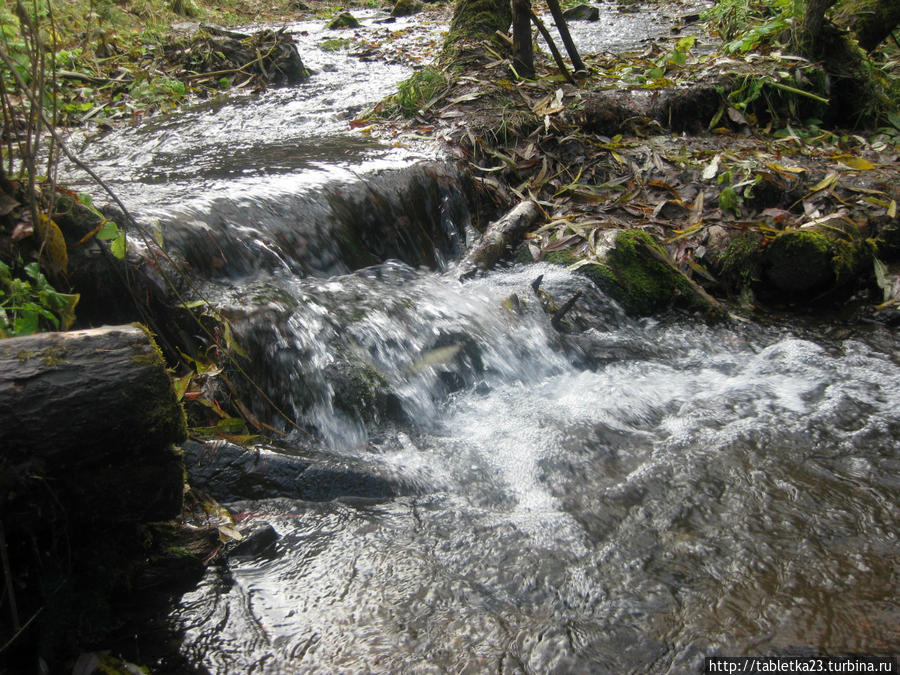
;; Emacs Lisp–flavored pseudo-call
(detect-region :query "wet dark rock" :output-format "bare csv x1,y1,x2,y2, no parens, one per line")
154,162,472,282
134,523,220,591
563,4,600,21
184,440,419,503
325,352,406,425
230,523,280,559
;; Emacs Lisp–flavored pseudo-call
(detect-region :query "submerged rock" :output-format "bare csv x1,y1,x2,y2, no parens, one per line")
183,440,420,503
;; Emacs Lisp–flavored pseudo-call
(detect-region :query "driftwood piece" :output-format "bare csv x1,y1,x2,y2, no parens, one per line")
0,324,187,523
458,200,542,280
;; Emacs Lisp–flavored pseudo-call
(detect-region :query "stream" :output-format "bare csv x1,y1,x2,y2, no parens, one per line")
64,5,899,673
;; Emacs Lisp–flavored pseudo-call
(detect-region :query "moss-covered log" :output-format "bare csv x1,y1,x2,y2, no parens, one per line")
0,324,192,669
834,0,900,52
0,324,186,525
0,324,186,468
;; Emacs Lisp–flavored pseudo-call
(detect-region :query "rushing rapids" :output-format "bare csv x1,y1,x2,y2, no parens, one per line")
61,6,899,673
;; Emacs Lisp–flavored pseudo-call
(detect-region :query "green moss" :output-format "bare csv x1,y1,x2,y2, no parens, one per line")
391,0,423,17
717,230,764,287
319,38,352,51
831,236,872,280
327,12,360,29
764,230,834,294
444,0,512,49
40,345,66,368
394,67,447,116
600,230,699,315
541,231,705,316
131,323,188,444
542,250,579,266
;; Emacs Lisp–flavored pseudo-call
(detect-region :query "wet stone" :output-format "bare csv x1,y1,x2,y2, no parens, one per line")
563,3,600,21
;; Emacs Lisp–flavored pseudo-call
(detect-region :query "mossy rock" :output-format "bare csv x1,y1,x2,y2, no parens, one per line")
326,354,397,424
327,12,360,29
543,231,711,316
391,0,424,17
763,229,872,296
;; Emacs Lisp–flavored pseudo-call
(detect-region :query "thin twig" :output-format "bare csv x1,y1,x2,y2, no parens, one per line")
529,9,575,84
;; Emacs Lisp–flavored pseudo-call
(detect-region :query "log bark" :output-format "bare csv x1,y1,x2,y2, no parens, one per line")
0,324,186,522
458,200,541,279
834,0,900,51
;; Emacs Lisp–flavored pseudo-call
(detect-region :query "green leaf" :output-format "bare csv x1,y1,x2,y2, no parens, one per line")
675,35,695,53
172,372,193,401
14,311,40,336
110,231,128,259
96,219,120,241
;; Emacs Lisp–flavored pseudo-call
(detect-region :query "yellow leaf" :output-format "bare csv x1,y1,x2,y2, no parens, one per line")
839,157,875,171
889,200,897,219
809,172,838,192
36,213,67,274
766,162,806,175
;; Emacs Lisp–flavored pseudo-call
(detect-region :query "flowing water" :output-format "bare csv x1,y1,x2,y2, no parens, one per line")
63,6,899,673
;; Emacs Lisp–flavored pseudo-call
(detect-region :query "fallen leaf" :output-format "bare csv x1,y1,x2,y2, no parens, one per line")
702,154,721,181
838,157,875,171
809,172,839,192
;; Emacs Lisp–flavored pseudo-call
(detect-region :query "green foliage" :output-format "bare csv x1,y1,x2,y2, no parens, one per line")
128,74,188,111
0,261,79,338
394,67,446,116
704,0,795,50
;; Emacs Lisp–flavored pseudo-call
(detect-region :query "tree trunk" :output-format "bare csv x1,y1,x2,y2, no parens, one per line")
798,0,839,58
545,0,585,72
512,0,535,78
448,0,512,42
834,0,900,51
794,0,879,126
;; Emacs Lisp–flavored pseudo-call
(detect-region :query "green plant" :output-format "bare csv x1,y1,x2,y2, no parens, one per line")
703,0,795,46
0,261,79,337
394,66,446,116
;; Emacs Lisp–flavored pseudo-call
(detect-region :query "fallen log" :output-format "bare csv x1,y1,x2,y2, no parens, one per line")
0,325,210,670
0,324,186,523
458,200,542,280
